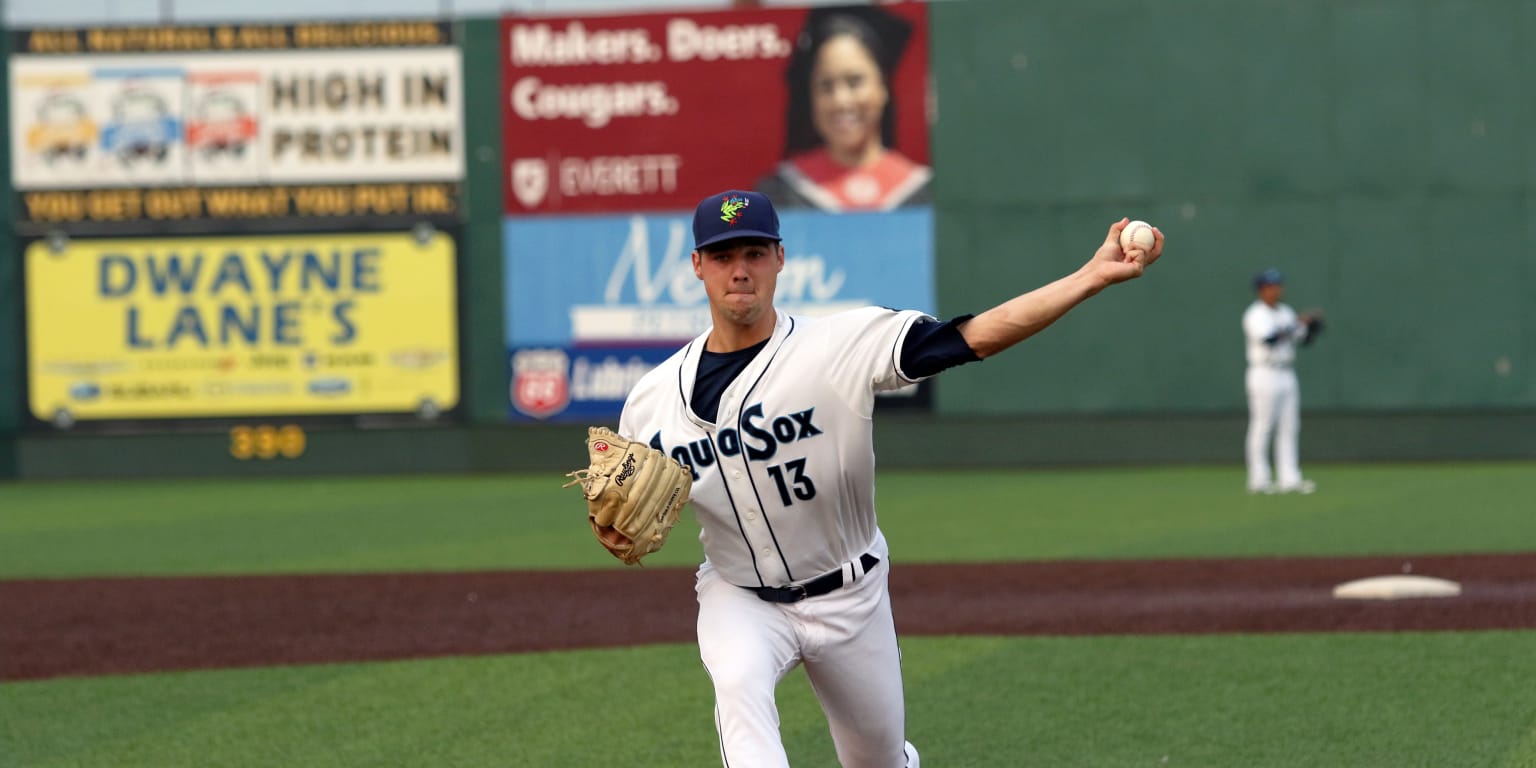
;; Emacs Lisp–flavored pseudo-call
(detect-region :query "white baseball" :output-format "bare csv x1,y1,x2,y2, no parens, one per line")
1120,220,1155,252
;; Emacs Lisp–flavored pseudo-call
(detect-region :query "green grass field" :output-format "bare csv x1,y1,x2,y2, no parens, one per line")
4,461,1535,767
5,632,1535,768
2,461,1533,578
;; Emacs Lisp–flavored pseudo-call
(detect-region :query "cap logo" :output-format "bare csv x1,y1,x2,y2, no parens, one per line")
719,196,749,226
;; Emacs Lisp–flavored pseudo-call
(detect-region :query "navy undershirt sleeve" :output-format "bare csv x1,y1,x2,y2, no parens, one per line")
900,314,981,379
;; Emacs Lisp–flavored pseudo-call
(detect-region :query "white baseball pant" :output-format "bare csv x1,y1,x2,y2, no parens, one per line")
695,559,915,768
1245,365,1302,491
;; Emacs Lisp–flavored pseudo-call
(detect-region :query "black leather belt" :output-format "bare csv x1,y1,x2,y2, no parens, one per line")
748,553,880,604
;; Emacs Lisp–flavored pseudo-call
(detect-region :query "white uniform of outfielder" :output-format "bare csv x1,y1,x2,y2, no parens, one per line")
617,189,1164,767
1242,269,1319,494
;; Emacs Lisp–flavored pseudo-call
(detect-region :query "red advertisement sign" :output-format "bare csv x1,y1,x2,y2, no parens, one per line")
501,3,929,214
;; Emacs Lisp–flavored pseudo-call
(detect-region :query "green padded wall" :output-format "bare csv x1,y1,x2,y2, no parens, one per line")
458,17,508,426
8,5,1536,480
1,27,17,477
12,408,1534,479
929,0,1536,416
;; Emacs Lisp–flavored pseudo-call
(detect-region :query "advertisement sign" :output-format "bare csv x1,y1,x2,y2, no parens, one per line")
9,21,463,229
505,208,932,347
25,231,459,421
502,4,929,215
509,345,677,423
11,49,462,188
504,209,931,421
18,182,459,230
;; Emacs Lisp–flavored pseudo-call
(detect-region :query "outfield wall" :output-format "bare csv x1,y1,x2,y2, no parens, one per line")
930,0,1535,417
3,2,1534,479
1,27,18,478
10,409,1536,479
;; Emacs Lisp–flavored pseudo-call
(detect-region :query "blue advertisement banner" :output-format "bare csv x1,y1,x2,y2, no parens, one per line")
504,207,933,421
505,207,933,347
509,344,678,423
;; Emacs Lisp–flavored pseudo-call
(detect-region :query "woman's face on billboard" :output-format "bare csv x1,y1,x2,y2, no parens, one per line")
810,34,888,162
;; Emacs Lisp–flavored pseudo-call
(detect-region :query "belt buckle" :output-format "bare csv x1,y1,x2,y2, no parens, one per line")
787,583,808,601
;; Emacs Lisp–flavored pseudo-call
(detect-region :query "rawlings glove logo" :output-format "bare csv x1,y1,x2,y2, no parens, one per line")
615,453,638,486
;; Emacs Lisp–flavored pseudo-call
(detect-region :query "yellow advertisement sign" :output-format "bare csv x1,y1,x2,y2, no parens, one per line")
26,231,458,421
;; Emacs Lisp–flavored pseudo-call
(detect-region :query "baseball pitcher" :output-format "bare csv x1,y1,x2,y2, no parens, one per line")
582,190,1163,767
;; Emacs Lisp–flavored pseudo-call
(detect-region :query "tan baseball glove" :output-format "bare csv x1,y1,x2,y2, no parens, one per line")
562,426,691,566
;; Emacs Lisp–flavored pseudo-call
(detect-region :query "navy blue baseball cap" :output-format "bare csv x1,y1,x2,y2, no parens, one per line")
692,190,781,250
1253,268,1284,290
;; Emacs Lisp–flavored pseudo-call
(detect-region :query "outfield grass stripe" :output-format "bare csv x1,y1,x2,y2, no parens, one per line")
2,462,1534,578
4,633,1534,767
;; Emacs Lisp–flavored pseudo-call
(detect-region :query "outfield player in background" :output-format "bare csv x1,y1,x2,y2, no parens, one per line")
619,190,1163,767
1243,268,1324,495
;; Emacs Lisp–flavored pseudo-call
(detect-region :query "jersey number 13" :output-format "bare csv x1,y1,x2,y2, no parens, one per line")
765,458,817,506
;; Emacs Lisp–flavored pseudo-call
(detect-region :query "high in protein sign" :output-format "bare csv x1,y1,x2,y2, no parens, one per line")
8,22,463,231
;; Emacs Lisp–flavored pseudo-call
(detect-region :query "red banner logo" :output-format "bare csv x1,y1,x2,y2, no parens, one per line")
511,348,570,419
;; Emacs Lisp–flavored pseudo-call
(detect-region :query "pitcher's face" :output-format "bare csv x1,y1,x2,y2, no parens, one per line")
693,239,785,328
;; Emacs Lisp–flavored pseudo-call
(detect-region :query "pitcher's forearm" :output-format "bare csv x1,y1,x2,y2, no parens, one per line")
959,268,1110,359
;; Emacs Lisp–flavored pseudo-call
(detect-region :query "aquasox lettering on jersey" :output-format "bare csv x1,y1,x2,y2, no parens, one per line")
659,403,824,481
619,306,929,588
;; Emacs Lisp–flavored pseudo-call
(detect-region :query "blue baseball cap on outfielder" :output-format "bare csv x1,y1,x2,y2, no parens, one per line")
1253,268,1284,290
692,190,781,250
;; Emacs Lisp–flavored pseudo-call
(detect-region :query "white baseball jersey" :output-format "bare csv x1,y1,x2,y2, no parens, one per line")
619,306,928,588
1243,299,1312,492
1242,300,1308,368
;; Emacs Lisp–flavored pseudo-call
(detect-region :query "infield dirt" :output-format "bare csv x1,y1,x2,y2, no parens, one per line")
4,553,1534,681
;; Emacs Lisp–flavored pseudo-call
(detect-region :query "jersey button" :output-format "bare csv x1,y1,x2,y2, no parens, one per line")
761,547,772,557
745,510,758,521
731,470,742,479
